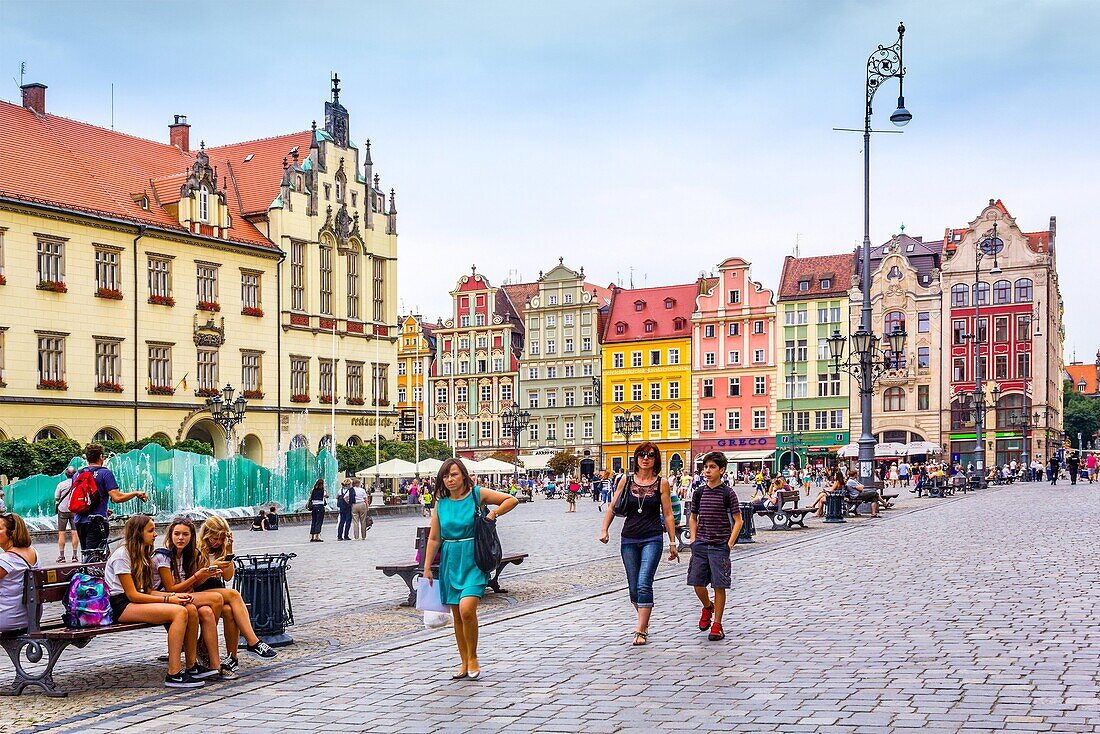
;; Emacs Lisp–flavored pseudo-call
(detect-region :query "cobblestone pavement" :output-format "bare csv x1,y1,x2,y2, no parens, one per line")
15,483,1098,733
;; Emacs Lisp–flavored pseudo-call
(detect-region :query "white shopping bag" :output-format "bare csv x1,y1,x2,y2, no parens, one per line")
423,611,451,629
415,576,448,613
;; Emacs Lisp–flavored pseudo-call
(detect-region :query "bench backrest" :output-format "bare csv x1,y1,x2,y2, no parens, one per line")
778,490,800,509
24,563,106,634
415,526,430,571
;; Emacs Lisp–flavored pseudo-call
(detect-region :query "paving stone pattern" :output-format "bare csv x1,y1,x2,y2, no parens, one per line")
13,484,1100,733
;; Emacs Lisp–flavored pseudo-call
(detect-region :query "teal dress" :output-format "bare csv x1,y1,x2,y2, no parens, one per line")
437,486,489,606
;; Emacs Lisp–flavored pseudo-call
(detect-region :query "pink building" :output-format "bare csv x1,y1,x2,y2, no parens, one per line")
691,257,777,471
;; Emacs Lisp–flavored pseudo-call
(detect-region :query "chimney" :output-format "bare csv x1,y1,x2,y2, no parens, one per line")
20,83,47,115
169,115,190,152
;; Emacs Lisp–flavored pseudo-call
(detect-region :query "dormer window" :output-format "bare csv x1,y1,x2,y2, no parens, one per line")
615,322,627,335
140,196,149,211
798,280,810,292
819,278,831,289
1079,379,1087,392
634,300,645,312
643,320,656,333
673,317,686,330
664,298,675,309
198,188,209,222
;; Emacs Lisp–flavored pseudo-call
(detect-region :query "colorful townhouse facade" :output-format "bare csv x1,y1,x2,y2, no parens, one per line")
396,314,436,441
600,282,698,475
427,267,523,459
775,253,856,470
507,260,610,476
690,257,777,472
848,233,944,450
0,78,399,463
939,199,1064,468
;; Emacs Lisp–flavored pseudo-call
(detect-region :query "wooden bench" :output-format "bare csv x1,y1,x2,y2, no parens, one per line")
1,563,155,697
376,527,528,607
757,490,815,530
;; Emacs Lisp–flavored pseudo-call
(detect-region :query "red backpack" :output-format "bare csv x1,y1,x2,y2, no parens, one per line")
67,468,103,515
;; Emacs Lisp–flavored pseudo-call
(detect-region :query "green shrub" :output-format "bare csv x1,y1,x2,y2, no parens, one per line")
0,438,43,480
32,438,83,476
172,439,214,456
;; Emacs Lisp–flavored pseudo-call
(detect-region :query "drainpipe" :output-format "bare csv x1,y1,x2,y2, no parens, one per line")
276,245,287,452
133,225,146,440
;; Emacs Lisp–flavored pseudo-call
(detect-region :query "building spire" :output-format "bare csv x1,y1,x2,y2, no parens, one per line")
331,73,341,105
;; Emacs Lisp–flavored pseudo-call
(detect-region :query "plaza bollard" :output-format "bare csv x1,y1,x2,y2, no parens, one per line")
738,503,756,544
823,491,846,523
233,553,297,647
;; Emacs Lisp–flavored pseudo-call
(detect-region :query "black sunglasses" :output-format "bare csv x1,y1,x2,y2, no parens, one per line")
637,452,657,459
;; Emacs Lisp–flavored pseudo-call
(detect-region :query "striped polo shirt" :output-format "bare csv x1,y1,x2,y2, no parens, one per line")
690,481,738,544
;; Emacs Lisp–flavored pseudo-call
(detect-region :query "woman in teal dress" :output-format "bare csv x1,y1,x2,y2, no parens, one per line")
424,458,519,680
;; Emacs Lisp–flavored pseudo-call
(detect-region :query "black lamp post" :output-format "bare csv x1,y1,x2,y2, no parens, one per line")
830,22,911,512
501,405,531,489
963,222,1003,486
207,383,247,458
1009,409,1041,479
614,410,642,474
783,360,804,473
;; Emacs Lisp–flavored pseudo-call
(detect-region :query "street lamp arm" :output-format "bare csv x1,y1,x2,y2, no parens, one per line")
866,23,906,119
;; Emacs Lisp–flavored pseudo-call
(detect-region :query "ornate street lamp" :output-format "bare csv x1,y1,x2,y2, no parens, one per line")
828,22,911,520
614,410,642,474
207,383,247,458
501,405,531,489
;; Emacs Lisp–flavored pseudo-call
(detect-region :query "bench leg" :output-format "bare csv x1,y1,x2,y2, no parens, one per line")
486,565,506,594
396,571,418,607
0,637,73,697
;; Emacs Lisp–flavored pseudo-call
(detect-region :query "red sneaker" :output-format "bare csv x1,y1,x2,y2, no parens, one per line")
698,605,714,631
708,622,725,641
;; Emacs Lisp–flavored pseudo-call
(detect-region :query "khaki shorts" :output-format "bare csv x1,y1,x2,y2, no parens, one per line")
57,512,74,531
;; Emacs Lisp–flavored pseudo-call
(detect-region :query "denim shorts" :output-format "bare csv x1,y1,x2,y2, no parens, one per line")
687,541,732,590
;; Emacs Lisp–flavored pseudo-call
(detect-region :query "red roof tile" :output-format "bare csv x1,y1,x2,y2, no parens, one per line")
207,131,314,217
0,100,278,249
1066,364,1098,394
777,252,856,300
501,283,540,319
601,282,698,344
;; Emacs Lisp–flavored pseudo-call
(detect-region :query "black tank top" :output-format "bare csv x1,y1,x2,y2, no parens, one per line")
621,476,663,540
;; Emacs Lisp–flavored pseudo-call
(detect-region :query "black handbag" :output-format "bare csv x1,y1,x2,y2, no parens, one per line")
612,476,632,517
473,487,502,573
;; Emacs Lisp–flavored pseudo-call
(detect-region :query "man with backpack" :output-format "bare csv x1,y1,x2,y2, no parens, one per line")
70,444,148,558
54,466,79,563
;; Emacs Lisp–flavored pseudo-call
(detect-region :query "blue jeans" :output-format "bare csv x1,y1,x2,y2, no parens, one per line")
337,507,352,539
620,538,662,609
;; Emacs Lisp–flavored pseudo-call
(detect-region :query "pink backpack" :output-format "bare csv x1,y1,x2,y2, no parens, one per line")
62,571,113,628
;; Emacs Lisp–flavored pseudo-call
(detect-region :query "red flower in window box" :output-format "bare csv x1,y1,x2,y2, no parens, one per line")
39,379,68,390
346,397,364,406
242,306,264,317
195,387,220,398
95,382,124,393
0,274,7,285
96,287,124,300
243,389,265,400
37,280,68,293
290,393,310,403
197,301,221,313
148,385,175,395
148,295,175,307
319,394,335,405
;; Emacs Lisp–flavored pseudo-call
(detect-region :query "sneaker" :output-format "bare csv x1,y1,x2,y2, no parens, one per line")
245,640,277,658
708,622,725,641
219,664,239,680
165,671,205,689
185,664,220,680
698,604,714,631
224,656,240,672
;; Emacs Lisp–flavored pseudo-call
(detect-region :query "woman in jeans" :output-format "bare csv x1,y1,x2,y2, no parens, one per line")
599,442,679,646
307,479,328,542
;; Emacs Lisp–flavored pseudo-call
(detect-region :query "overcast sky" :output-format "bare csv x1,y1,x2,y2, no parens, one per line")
4,0,1097,360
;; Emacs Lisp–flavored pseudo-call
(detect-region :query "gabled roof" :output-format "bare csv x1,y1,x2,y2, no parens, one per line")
207,131,314,217
601,282,698,344
943,200,1053,256
0,99,277,249
1066,363,1098,395
778,252,857,301
501,282,539,319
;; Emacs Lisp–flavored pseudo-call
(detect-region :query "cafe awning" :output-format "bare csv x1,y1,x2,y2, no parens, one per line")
696,449,775,464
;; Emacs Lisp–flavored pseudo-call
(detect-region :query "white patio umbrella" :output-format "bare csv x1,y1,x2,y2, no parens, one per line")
355,458,417,478
903,441,943,456
836,442,907,458
414,457,445,476
837,443,860,458
469,457,518,474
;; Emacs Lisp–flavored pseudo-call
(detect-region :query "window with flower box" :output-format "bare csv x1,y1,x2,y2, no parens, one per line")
196,263,219,310
148,344,172,392
37,236,65,288
147,256,173,304
242,351,262,396
37,333,66,388
290,240,306,310
319,359,335,402
372,363,389,406
241,270,262,315
197,348,219,394
95,247,122,298
94,338,122,390
290,357,309,401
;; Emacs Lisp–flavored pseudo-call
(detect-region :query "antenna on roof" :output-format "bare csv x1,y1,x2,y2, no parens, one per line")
794,233,801,258
110,82,114,130
12,61,25,90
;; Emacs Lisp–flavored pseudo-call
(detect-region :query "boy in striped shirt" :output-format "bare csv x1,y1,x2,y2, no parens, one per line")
687,451,743,641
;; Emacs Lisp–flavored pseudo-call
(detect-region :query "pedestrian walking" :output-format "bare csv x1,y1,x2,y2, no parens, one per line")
1088,453,1097,483
307,479,328,542
688,452,742,642
422,458,519,680
54,466,78,563
598,442,680,646
351,479,372,539
1068,452,1080,485
1048,455,1060,485
72,443,148,559
336,479,354,541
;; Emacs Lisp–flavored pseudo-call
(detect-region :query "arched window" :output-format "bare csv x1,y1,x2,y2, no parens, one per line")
951,284,969,307
973,282,990,306
996,393,1025,428
319,242,333,315
1015,278,1033,302
883,387,905,412
993,280,1011,304
884,311,906,336
289,434,308,450
34,426,66,442
950,399,973,429
346,249,360,320
198,187,209,222
94,428,121,443
346,435,362,446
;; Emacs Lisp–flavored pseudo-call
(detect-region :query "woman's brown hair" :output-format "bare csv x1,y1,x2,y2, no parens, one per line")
633,442,662,475
163,516,199,580
434,458,473,499
123,515,155,594
0,513,31,548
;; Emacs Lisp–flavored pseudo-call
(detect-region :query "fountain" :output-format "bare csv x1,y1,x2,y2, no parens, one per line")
4,444,338,529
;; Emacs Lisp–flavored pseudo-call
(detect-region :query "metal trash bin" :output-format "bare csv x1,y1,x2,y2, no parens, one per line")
738,503,756,544
233,553,296,646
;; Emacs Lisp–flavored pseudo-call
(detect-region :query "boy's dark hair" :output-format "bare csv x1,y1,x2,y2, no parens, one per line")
701,451,727,471
85,443,105,464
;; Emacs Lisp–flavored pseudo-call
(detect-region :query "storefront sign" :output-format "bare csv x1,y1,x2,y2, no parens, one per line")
352,416,393,427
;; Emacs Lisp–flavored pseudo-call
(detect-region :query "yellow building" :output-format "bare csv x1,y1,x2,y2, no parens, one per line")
396,315,436,440
600,282,699,476
0,78,398,462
